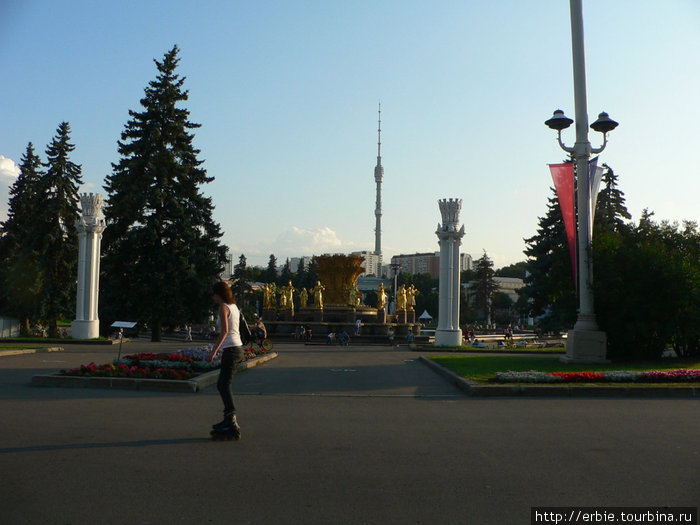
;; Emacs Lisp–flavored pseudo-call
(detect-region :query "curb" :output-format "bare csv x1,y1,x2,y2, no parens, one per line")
0,347,64,357
418,356,699,398
31,352,278,393
0,338,127,345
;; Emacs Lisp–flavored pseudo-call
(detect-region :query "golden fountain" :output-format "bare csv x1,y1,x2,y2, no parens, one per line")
313,254,365,307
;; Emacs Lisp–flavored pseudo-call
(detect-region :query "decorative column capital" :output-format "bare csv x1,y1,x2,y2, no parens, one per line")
76,193,106,234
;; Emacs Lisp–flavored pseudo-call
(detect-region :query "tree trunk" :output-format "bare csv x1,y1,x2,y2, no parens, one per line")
20,317,31,337
151,319,161,342
48,319,59,338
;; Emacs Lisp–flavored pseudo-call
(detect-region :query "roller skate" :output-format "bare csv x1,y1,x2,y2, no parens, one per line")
210,415,241,441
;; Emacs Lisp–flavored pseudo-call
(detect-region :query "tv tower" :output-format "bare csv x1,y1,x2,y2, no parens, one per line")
374,103,384,256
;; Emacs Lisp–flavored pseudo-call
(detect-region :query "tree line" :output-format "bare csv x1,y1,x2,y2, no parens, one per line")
520,164,700,360
0,124,83,337
1,46,227,341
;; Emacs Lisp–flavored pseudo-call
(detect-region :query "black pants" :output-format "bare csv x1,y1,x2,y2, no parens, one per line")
217,346,244,416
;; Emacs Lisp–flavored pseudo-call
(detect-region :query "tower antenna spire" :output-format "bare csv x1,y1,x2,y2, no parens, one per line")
377,101,382,159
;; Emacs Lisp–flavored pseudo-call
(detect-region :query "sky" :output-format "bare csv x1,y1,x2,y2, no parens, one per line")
1,0,699,269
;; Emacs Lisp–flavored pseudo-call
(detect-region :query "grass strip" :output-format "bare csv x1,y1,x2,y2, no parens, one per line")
430,355,700,384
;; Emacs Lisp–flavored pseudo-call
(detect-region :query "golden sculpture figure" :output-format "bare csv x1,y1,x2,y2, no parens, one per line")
396,284,407,312
406,284,419,311
311,281,325,309
299,287,308,308
285,280,295,312
263,283,277,309
278,285,288,309
376,283,388,310
347,285,361,307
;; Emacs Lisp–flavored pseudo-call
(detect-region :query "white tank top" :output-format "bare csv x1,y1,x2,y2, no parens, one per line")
218,303,243,348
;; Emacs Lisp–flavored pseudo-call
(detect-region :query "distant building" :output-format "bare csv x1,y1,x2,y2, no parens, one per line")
352,250,383,277
463,276,525,304
460,253,473,272
221,251,234,278
390,252,472,279
289,256,313,273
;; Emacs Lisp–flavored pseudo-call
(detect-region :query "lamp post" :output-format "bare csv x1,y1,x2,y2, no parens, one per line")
390,262,401,315
544,0,618,363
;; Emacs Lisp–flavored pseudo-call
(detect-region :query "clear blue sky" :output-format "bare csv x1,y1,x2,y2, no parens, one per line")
1,0,699,269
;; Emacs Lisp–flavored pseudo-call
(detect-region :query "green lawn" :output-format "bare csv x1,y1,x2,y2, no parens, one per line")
430,355,700,384
432,345,565,353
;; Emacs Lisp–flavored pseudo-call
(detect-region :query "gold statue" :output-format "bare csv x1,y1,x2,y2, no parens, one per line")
347,285,361,307
406,284,419,311
396,284,407,312
311,280,325,309
263,283,277,309
278,285,288,309
376,283,388,310
299,287,308,308
285,280,295,313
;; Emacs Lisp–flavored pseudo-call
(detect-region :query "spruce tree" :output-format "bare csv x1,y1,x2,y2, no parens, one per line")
102,46,226,341
0,143,46,334
42,123,83,337
471,252,498,324
261,254,278,283
520,188,577,333
594,163,631,234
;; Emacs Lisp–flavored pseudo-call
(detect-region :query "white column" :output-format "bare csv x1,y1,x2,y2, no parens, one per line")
434,199,465,347
72,193,105,339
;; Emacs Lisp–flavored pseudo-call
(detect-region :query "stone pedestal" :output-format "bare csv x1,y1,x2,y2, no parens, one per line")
376,309,386,324
406,310,415,324
262,308,277,321
435,329,462,347
396,310,407,324
434,198,466,348
72,193,105,340
561,329,608,363
296,308,323,322
278,309,294,322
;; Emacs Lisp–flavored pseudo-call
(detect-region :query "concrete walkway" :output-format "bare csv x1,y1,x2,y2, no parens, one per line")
0,341,698,524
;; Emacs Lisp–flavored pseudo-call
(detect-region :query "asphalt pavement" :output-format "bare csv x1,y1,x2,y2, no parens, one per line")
0,340,698,525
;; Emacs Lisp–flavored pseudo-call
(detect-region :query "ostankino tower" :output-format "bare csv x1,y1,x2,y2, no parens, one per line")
374,104,384,258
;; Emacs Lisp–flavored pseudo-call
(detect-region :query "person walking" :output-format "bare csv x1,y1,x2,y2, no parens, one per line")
185,323,192,342
208,281,244,440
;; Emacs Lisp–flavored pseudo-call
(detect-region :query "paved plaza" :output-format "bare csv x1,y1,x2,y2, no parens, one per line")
0,341,698,524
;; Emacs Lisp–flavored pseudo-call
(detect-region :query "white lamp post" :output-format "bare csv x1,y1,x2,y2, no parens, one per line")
545,0,618,363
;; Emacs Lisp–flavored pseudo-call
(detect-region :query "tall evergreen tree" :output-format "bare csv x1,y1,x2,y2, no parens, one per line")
102,46,226,341
231,254,253,305
42,123,83,337
0,143,46,334
278,258,293,286
594,164,631,234
261,254,278,283
520,188,577,333
471,252,498,324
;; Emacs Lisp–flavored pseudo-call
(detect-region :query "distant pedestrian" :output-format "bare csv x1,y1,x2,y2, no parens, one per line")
354,319,361,336
387,327,395,346
185,323,192,341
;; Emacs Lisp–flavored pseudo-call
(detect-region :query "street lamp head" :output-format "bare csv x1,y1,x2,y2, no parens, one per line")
545,109,573,131
590,111,618,134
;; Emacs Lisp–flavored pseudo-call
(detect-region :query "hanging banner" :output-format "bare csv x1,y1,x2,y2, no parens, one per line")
589,156,604,221
549,162,576,285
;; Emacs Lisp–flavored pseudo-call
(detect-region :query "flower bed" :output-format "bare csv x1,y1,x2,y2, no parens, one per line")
494,369,700,384
60,345,269,379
